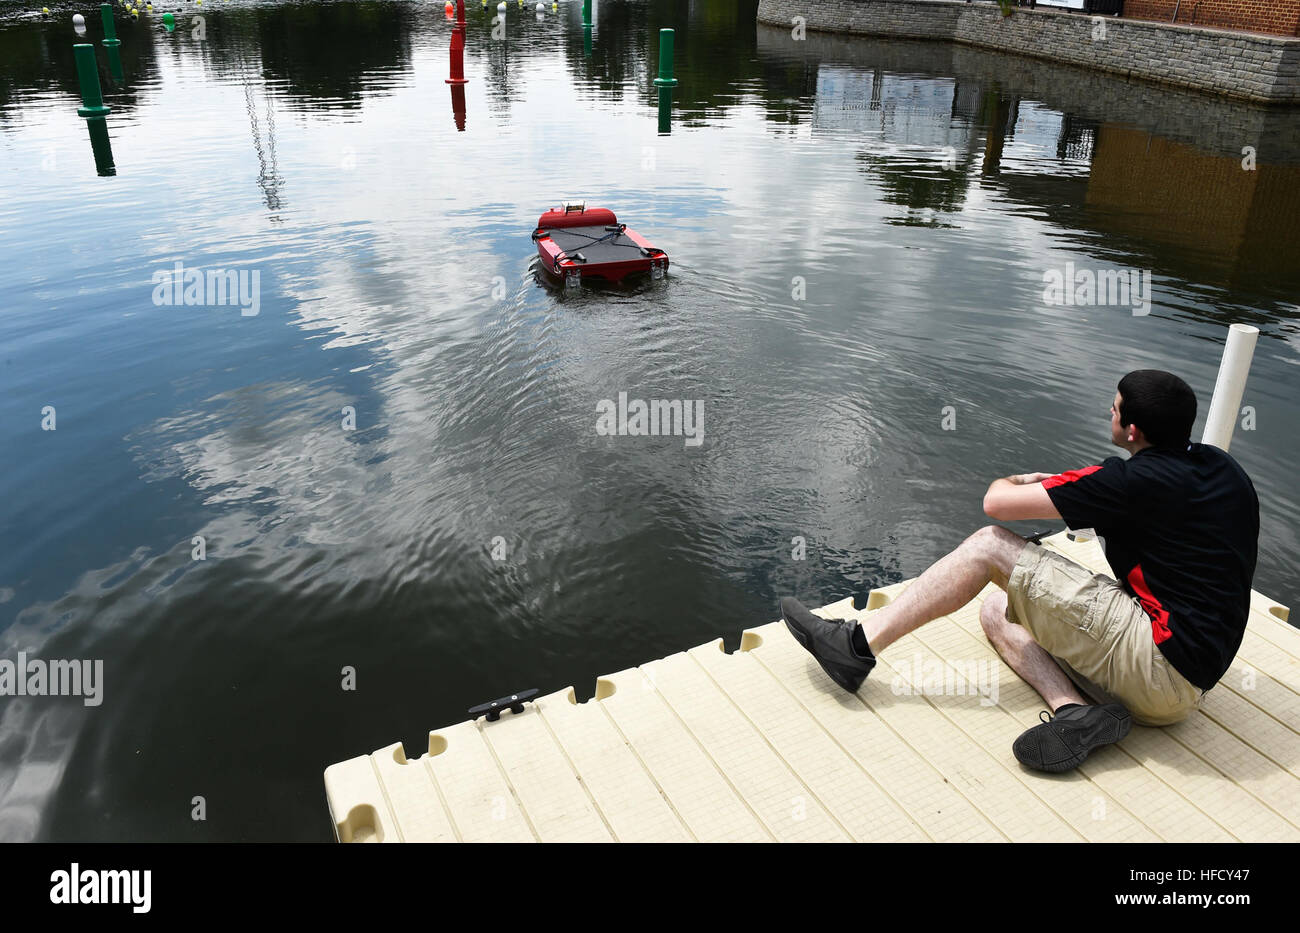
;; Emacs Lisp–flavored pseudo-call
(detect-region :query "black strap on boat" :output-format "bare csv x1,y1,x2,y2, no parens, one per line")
541,225,667,271
546,226,651,253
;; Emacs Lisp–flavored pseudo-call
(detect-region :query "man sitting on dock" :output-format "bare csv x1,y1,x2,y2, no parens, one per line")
780,370,1259,773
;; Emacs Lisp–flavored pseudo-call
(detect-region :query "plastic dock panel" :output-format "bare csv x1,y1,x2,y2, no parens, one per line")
324,532,1300,842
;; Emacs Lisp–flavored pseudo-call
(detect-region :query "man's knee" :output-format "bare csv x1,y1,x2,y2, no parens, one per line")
966,525,1027,588
980,591,1010,637
962,524,1020,552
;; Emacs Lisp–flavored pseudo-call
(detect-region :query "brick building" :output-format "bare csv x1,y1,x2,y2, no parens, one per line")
1124,0,1300,37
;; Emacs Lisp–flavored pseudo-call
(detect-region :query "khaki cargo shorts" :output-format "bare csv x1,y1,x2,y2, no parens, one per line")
1004,542,1206,727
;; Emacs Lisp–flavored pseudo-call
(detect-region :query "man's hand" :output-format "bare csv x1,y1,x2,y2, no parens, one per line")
1010,472,1055,485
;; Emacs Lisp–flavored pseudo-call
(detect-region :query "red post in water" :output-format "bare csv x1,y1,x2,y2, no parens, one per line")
446,0,468,85
451,83,467,131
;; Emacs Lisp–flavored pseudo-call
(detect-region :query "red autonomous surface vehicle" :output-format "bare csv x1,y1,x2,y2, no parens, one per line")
532,202,669,287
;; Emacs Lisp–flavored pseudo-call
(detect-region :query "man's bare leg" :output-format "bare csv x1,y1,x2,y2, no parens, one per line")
858,524,1028,654
979,590,1089,711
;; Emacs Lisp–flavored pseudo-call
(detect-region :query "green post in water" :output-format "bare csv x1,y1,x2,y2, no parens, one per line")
653,28,677,87
86,116,116,176
582,0,590,26
583,23,592,57
101,3,121,47
74,44,111,117
657,85,672,134
106,42,124,83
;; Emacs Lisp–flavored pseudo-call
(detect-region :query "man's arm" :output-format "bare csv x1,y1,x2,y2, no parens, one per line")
983,473,1063,522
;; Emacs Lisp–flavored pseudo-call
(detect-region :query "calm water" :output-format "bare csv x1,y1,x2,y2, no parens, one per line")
1,0,1298,841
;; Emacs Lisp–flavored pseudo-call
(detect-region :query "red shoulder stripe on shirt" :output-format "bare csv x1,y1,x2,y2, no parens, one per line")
1041,464,1102,489
1127,563,1172,644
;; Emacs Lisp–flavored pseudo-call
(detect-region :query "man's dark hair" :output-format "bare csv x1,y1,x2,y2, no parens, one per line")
1117,370,1197,448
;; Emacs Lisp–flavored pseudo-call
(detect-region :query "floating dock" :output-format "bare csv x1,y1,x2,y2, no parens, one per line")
323,531,1299,842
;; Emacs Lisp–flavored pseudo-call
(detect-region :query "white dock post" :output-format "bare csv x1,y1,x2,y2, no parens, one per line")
1201,323,1259,452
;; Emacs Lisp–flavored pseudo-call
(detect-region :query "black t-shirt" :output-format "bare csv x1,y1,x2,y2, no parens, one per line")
1042,443,1259,691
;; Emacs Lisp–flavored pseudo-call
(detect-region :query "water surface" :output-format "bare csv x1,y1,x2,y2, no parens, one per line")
1,0,1298,841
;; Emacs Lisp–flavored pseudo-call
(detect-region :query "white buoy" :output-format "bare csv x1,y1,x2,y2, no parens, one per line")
1201,323,1259,452
535,1,543,9
497,1,505,10
73,12,87,33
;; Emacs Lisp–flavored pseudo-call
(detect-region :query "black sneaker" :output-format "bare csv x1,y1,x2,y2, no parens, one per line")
779,596,876,693
1012,702,1132,773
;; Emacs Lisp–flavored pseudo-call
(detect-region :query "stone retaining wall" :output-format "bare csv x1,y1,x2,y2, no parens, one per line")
756,0,1300,104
